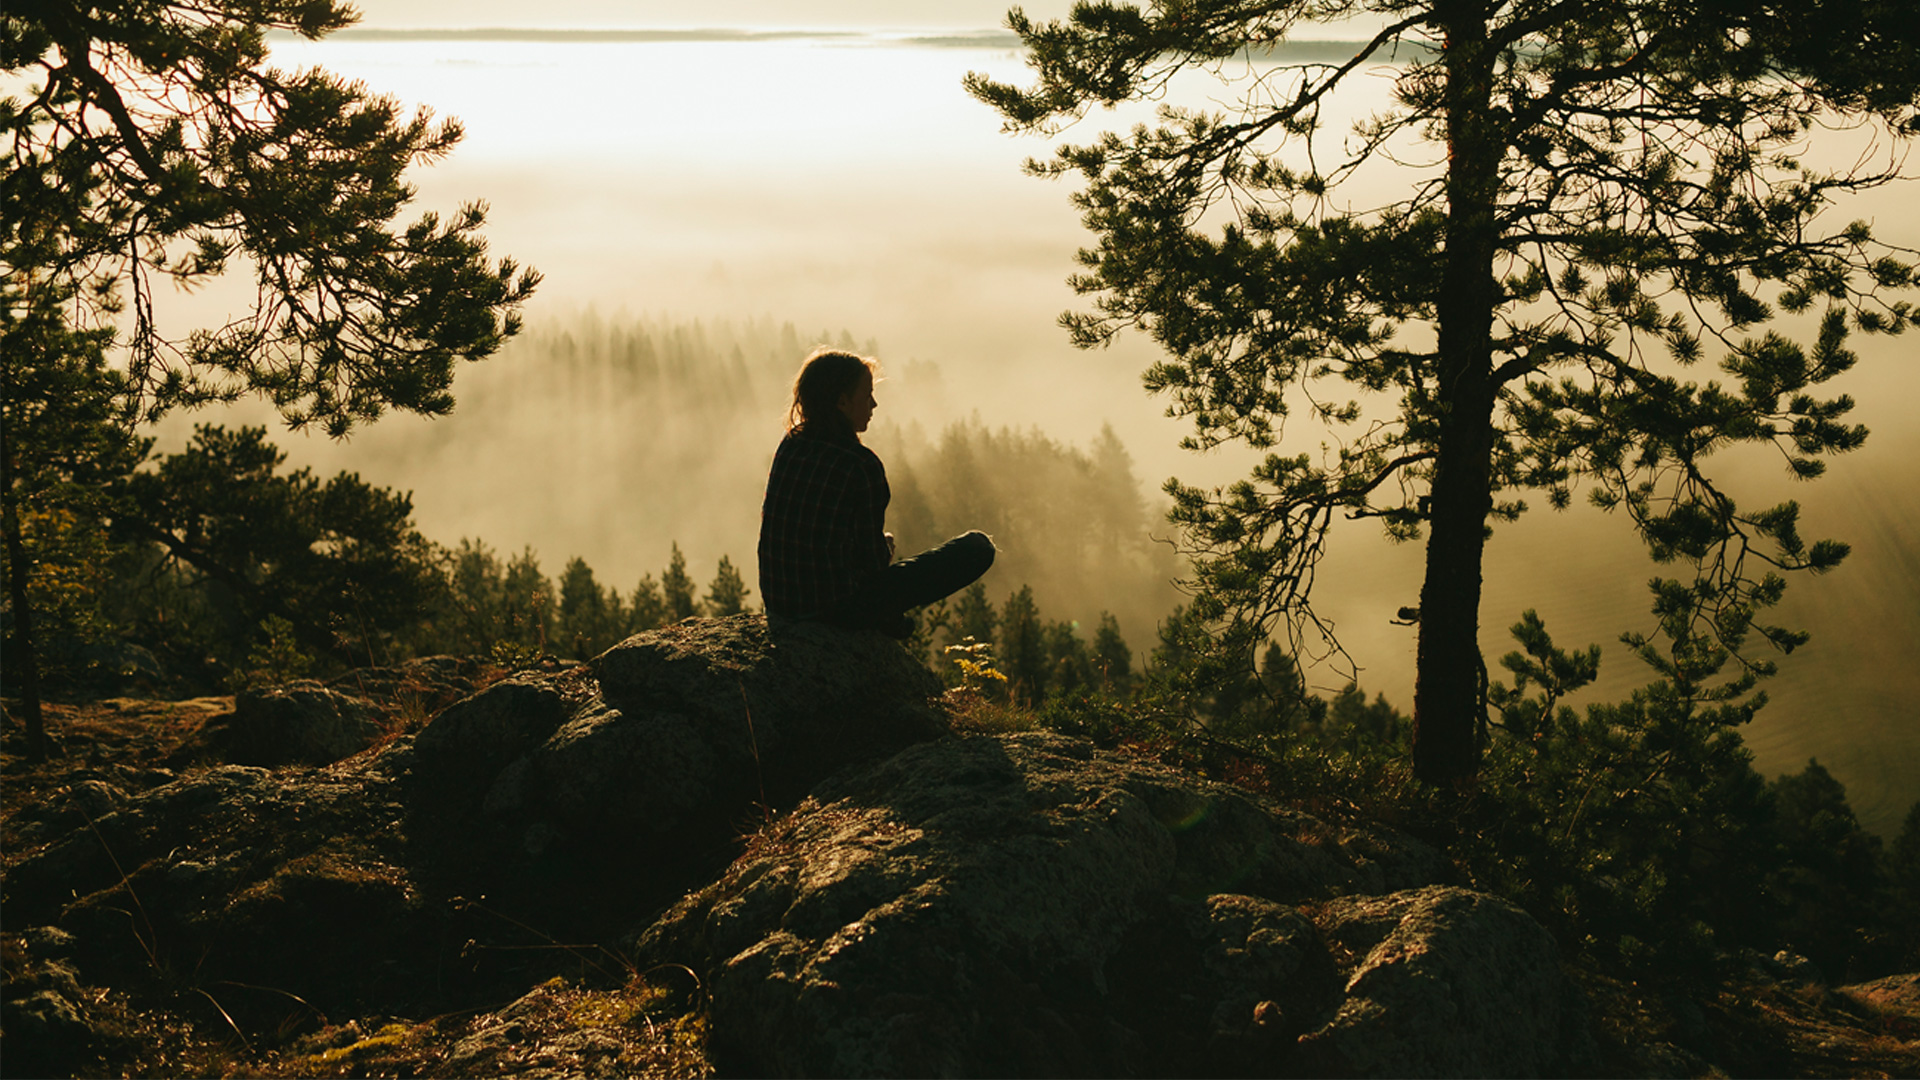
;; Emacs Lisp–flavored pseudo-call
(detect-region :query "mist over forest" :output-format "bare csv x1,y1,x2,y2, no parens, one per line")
114,29,1917,835
152,312,1182,652
146,300,1920,834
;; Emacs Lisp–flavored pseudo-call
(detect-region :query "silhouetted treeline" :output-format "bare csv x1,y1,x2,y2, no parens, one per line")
439,540,752,663
234,310,1180,652
874,418,1181,653
53,405,1176,688
925,582,1134,703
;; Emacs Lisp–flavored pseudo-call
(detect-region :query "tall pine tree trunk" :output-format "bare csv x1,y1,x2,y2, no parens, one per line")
1413,1,1498,784
0,416,50,763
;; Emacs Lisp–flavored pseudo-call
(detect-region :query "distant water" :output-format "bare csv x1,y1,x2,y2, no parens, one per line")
193,30,1920,834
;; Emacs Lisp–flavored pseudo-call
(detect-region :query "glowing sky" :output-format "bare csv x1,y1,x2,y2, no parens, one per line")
352,0,1076,29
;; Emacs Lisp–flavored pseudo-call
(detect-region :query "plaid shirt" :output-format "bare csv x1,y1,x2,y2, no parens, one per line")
758,424,891,617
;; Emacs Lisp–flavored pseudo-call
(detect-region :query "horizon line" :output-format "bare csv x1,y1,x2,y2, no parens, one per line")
265,27,1392,54
268,27,1020,46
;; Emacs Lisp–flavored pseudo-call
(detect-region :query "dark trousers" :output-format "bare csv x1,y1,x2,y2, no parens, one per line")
827,531,995,633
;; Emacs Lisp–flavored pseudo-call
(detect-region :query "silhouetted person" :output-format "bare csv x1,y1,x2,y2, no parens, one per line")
759,347,994,638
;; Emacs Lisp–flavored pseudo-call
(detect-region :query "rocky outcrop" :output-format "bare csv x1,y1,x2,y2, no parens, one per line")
633,730,1570,1077
409,614,947,874
2,615,948,1022
3,617,1618,1077
1842,972,1920,1024
0,752,435,1010
0,925,114,1079
1295,886,1596,1077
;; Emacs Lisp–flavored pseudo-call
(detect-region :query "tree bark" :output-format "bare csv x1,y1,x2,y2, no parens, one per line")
0,411,51,763
1413,0,1499,784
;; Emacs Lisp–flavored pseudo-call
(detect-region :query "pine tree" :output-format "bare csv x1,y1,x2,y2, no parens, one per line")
630,574,668,632
5,1,538,434
4,0,535,749
501,549,555,655
1092,612,1133,692
950,582,999,647
116,426,445,671
1,273,146,758
661,543,700,622
556,557,629,659
438,539,509,655
705,555,751,617
1044,619,1095,697
970,0,1919,782
998,586,1047,704
1892,802,1920,896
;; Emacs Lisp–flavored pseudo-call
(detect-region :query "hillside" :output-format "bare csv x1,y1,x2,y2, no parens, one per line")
3,620,1917,1078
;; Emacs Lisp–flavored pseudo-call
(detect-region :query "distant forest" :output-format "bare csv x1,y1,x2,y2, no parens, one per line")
346,310,1184,653
46,313,1180,696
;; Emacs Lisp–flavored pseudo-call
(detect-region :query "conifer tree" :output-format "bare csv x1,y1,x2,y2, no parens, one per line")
1,281,146,757
500,549,555,655
1092,612,1133,691
705,555,751,617
998,586,1047,704
438,539,508,655
556,557,629,659
118,426,444,669
950,582,999,647
630,574,668,632
5,1,538,433
1044,619,1095,695
971,0,1919,781
3,0,535,747
1892,803,1920,896
661,543,700,622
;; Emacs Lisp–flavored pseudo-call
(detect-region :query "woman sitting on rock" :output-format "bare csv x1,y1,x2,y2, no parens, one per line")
758,347,994,638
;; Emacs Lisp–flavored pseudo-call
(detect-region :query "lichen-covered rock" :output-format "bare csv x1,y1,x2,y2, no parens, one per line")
590,614,947,801
635,730,1455,1077
4,616,951,1027
215,681,381,766
323,654,489,719
411,614,947,870
411,674,577,793
4,778,132,849
1842,971,1920,1023
1293,884,1595,1078
0,751,438,1014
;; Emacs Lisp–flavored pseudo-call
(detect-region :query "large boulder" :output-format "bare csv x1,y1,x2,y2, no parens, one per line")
168,656,491,770
635,730,1475,1077
409,614,947,875
210,681,380,767
1294,885,1596,1077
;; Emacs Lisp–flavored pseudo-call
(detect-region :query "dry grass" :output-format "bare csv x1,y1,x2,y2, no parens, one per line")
941,688,1040,734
